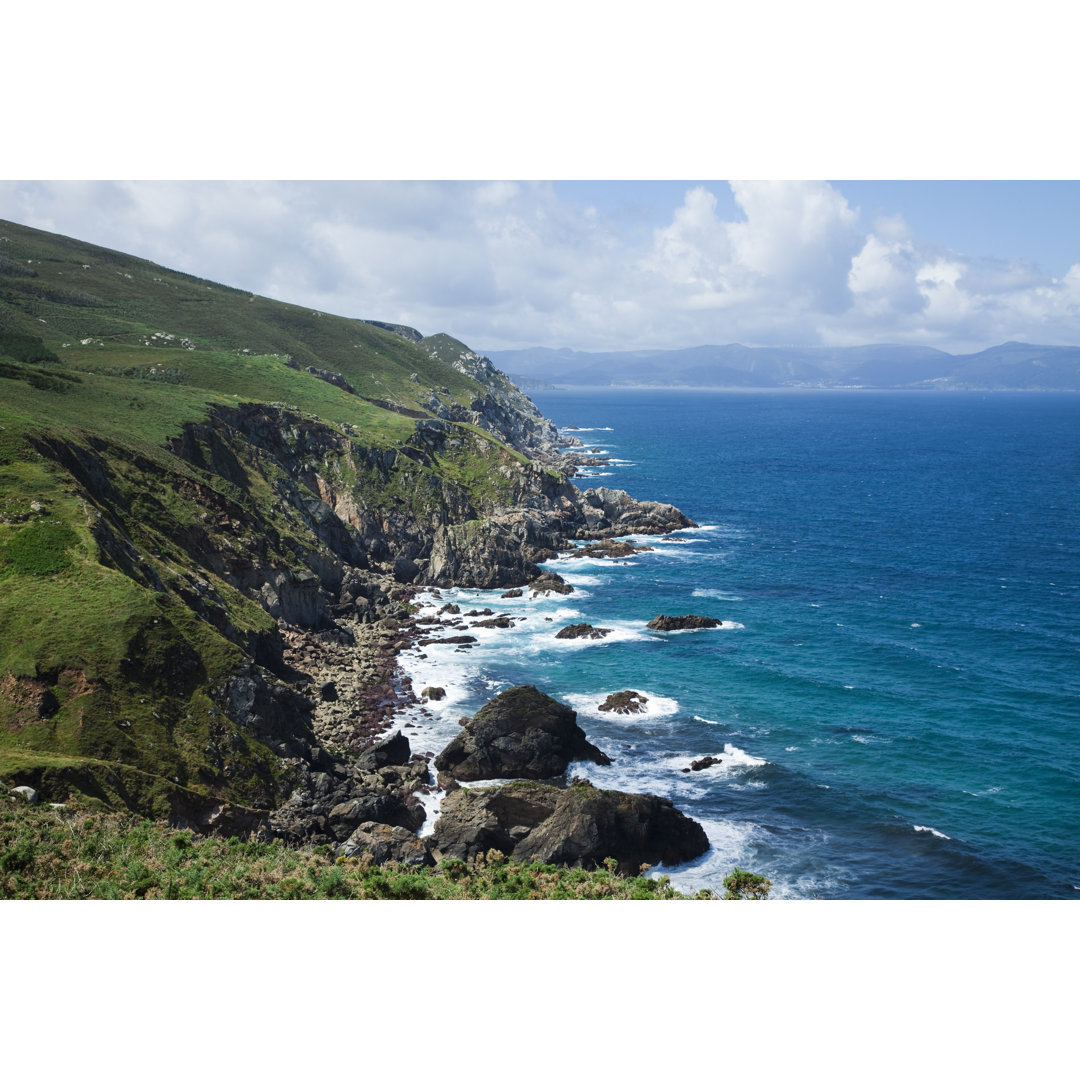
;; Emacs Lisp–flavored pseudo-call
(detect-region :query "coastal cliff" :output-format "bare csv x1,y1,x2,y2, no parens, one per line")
0,217,698,870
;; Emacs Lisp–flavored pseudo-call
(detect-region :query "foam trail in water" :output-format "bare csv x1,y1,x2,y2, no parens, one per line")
914,825,951,840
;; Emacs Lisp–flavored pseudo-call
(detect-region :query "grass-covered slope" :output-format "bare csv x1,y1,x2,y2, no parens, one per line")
0,218,557,821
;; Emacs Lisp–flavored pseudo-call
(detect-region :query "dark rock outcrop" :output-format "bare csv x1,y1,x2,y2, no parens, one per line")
433,685,611,781
568,539,651,559
354,730,412,772
578,487,695,537
326,792,424,840
555,623,612,640
646,614,723,631
598,690,649,714
432,778,709,875
529,572,573,595
688,755,723,772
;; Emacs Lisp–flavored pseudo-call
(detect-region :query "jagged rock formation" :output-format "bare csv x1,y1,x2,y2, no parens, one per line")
0,218,704,850
599,690,649,714
555,624,612,640
432,778,710,875
433,685,611,782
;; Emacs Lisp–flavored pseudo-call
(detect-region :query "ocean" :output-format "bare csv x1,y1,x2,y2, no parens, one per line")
398,389,1080,899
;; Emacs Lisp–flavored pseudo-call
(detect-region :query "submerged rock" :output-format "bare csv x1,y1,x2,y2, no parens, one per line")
433,684,611,781
646,614,723,631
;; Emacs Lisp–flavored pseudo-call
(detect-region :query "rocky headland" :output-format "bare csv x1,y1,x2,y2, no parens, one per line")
0,218,709,880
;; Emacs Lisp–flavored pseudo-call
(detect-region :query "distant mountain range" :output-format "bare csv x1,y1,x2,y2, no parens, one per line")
486,341,1080,391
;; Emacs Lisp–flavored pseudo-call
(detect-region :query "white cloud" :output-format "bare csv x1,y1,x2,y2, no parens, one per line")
2,180,1080,353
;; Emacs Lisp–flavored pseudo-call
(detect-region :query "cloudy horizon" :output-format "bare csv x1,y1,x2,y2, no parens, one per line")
2,179,1079,357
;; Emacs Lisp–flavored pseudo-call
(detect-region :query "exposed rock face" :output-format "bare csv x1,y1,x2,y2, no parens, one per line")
432,779,709,875
421,686,446,701
529,572,573,595
336,822,435,866
578,487,695,538
354,730,412,772
646,614,724,631
568,539,651,559
555,624,612,640
326,793,424,840
433,685,611,781
266,730,431,846
598,690,649,714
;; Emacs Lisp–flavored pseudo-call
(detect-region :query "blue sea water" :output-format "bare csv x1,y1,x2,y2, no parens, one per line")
401,390,1080,899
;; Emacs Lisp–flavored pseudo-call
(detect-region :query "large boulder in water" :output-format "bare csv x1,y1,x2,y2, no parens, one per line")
555,623,612,640
433,685,611,781
432,778,709,875
647,614,723,631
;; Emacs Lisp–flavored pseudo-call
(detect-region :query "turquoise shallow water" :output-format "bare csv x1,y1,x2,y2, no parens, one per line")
404,390,1080,898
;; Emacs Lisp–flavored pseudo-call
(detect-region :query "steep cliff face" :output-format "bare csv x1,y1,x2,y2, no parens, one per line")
418,334,566,462
0,217,694,829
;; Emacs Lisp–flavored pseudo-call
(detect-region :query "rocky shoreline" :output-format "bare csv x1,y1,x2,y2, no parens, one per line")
250,522,720,876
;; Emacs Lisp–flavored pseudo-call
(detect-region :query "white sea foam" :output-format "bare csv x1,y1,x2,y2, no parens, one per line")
721,743,769,768
694,715,720,725
692,588,743,601
649,817,767,894
914,825,951,840
664,743,768,772
561,426,613,432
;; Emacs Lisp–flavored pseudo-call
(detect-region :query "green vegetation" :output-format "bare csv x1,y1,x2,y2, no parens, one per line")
721,867,773,899
1,218,553,817
0,800,709,900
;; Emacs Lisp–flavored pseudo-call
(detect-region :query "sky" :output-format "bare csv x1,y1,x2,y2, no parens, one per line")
3,178,1080,356
5,5,1079,358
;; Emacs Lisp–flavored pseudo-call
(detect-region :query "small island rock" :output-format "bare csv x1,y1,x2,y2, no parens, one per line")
433,684,611,781
555,623,612,640
598,690,649,714
647,614,723,631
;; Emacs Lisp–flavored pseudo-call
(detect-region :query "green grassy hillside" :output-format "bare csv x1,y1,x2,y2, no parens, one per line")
0,219,547,821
